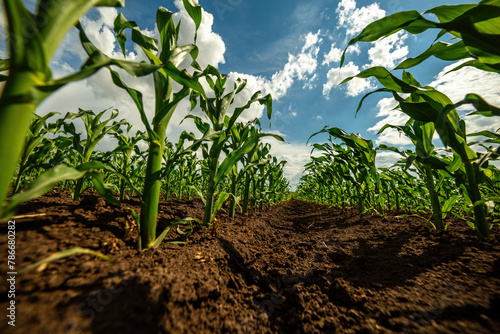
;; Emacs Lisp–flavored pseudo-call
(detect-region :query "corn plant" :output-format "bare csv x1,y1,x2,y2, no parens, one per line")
187,66,284,226
11,112,64,194
162,133,202,200
308,127,380,213
61,108,127,200
224,120,264,217
99,1,206,249
0,0,163,213
241,138,271,214
102,125,147,200
340,0,500,238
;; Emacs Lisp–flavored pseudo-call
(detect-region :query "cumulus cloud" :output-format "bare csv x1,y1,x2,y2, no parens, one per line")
173,0,226,69
336,0,385,38
375,151,404,169
431,61,500,135
218,29,323,123
323,61,375,98
322,0,409,99
366,31,409,69
262,30,322,99
322,43,342,66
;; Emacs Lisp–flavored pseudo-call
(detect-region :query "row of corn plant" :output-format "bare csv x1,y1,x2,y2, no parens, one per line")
297,134,499,227
0,0,290,250
338,0,500,238
298,0,499,238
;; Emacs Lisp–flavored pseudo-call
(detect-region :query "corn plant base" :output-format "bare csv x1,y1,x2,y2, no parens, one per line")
3,192,500,334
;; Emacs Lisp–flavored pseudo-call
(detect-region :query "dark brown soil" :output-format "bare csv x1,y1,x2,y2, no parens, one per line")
1,190,500,334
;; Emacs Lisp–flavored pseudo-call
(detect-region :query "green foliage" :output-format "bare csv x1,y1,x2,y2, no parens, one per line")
334,0,500,238
0,0,162,217
185,66,284,226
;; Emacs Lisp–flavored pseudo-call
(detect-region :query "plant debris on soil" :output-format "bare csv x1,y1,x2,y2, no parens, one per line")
1,190,500,334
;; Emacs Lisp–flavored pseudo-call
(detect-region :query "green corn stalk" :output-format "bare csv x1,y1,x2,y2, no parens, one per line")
62,108,127,200
104,1,205,249
378,116,446,229
187,67,283,226
241,141,273,213
0,0,164,211
226,122,269,217
161,133,200,200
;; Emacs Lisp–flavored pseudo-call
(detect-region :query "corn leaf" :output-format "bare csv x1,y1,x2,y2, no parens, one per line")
214,133,285,187
0,59,9,71
395,41,470,70
182,0,202,33
108,69,156,140
0,165,85,220
152,218,197,249
114,12,158,57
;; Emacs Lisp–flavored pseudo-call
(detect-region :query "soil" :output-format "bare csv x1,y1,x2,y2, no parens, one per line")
1,190,500,334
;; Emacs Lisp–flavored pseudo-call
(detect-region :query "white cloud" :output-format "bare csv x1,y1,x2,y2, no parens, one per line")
366,31,409,69
324,0,409,98
322,43,361,67
375,151,403,169
316,115,323,120
368,98,408,131
173,0,226,69
322,43,342,66
432,61,500,108
219,29,322,114
263,30,322,99
303,73,317,90
323,61,375,98
336,0,386,38
223,72,270,122
81,8,121,57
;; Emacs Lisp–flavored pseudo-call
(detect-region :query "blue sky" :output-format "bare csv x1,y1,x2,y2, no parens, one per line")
1,0,499,188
